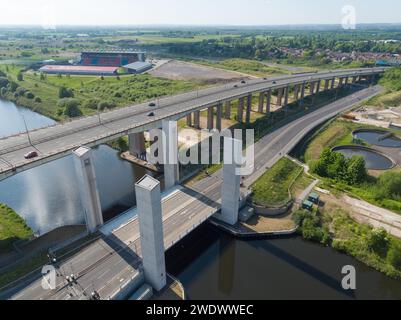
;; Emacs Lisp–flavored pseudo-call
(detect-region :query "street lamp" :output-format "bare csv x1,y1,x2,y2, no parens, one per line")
21,114,33,146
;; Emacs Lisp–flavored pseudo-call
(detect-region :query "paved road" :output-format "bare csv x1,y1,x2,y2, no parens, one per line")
0,68,385,181
2,85,382,300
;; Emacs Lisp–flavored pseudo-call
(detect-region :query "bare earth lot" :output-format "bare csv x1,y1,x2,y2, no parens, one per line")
149,60,246,82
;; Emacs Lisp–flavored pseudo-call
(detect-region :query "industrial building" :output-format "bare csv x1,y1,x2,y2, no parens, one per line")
80,49,145,67
39,65,119,76
39,49,149,76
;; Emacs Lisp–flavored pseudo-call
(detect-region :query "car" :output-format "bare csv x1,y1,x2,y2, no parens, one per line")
147,112,155,117
24,151,38,159
148,102,156,107
263,77,268,80
233,84,238,88
272,81,277,84
241,80,246,84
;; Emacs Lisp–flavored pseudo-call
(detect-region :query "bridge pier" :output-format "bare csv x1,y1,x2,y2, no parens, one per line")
224,101,231,120
207,107,214,130
277,88,284,106
215,138,242,226
283,86,289,111
265,90,271,114
339,77,344,87
315,80,321,94
258,92,265,113
129,132,146,159
186,114,192,127
216,103,223,131
324,79,330,91
246,94,252,124
135,175,166,292
309,82,315,95
194,110,201,129
73,146,104,233
237,97,245,122
162,120,179,189
331,78,335,90
344,77,349,86
300,82,306,99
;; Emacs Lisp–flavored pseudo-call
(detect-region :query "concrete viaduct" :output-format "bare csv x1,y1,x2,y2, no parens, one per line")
0,67,386,299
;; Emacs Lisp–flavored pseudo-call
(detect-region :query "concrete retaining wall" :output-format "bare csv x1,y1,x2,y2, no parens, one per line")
251,200,294,217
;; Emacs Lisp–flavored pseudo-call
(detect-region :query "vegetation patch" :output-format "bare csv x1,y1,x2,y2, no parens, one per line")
252,157,303,207
0,203,33,253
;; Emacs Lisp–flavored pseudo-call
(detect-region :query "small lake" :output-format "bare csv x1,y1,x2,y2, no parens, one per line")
333,146,394,170
0,99,155,235
353,130,401,148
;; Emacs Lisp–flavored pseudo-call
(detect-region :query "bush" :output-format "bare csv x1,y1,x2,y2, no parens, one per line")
387,242,401,270
17,72,23,81
60,99,82,118
83,99,101,110
25,91,35,99
0,87,6,97
377,172,401,201
0,70,6,77
15,87,27,96
34,97,42,103
98,100,116,111
8,81,19,92
367,228,390,257
58,86,74,99
0,77,9,88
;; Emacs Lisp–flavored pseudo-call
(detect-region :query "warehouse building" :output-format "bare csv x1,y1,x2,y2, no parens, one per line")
80,49,146,67
123,61,153,74
39,65,119,76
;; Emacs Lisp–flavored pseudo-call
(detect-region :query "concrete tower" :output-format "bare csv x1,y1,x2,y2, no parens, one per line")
135,175,166,291
73,146,103,233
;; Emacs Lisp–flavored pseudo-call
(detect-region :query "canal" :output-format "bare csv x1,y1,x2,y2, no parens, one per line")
1,99,401,299
166,223,401,300
0,99,155,235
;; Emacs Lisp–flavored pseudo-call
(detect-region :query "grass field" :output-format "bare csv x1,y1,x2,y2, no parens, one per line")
252,157,303,207
0,203,33,253
0,64,201,120
192,58,289,77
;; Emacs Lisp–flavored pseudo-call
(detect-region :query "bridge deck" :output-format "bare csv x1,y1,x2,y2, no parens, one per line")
0,68,385,180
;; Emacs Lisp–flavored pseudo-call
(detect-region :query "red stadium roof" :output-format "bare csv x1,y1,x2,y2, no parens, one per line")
39,65,119,74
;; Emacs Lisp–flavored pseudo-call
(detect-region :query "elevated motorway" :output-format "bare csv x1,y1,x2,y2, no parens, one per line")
2,85,383,300
0,67,386,181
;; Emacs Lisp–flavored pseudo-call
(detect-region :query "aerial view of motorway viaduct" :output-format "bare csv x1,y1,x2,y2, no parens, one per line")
0,67,386,300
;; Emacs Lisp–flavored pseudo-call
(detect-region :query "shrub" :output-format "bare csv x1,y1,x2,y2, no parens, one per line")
59,86,74,98
25,91,35,99
15,87,27,96
8,81,19,92
83,99,101,110
98,100,116,111
367,228,390,257
0,77,9,88
34,97,42,103
387,241,401,270
59,99,82,118
17,72,23,81
0,87,6,97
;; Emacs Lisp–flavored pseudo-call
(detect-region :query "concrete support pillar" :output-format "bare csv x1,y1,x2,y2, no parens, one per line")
216,103,222,131
237,97,244,123
129,132,146,158
224,101,231,120
309,82,315,95
162,120,179,190
293,85,299,101
258,92,265,113
265,90,271,114
245,94,252,124
207,106,214,130
324,79,330,91
283,86,289,108
339,77,344,87
331,78,335,90
194,110,201,129
315,80,321,94
135,175,166,292
215,138,242,226
186,114,192,127
300,82,306,99
344,77,349,86
277,88,284,106
73,146,104,233
352,76,357,84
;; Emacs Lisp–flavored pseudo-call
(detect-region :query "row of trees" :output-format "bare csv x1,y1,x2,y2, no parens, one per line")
311,148,368,185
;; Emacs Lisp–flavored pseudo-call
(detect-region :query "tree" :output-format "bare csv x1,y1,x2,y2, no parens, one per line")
377,172,401,200
387,242,401,270
346,156,367,185
58,86,74,99
17,72,23,81
0,77,9,89
60,99,83,118
367,228,390,257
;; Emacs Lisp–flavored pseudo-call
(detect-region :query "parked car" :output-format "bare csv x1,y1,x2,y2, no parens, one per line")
241,80,246,84
148,102,156,107
148,112,155,117
24,151,38,159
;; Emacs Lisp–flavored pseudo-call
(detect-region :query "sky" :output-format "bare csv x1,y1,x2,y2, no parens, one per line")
0,0,400,27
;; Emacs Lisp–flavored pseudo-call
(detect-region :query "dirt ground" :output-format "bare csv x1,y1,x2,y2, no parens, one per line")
149,60,246,82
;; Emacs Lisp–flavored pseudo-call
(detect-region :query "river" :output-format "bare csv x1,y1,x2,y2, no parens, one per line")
0,99,154,235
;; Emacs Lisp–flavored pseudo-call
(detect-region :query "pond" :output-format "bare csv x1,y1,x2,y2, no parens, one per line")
333,146,394,170
353,129,401,148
